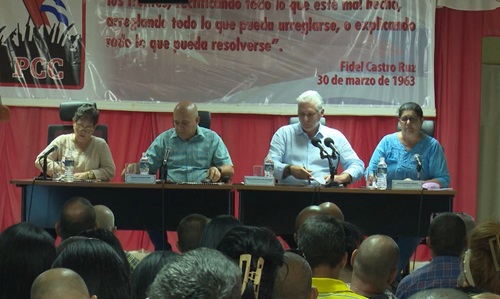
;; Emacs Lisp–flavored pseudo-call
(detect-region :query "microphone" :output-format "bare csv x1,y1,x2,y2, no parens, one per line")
160,147,171,181
324,137,339,159
311,137,329,156
41,145,58,157
414,154,422,177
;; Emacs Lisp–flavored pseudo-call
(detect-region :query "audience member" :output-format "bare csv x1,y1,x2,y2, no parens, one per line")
199,214,243,249
94,205,117,232
408,288,470,299
176,213,209,252
131,251,178,299
396,212,467,299
0,222,56,299
31,268,97,299
350,235,400,299
78,228,132,274
217,226,285,299
92,205,141,271
273,251,318,299
319,202,345,221
297,215,367,298
35,103,115,181
268,90,364,185
462,220,500,295
52,238,131,299
340,221,365,283
147,247,241,299
56,196,97,241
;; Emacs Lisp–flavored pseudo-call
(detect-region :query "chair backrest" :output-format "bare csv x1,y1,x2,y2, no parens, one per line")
289,116,326,125
396,120,435,137
198,111,211,129
47,101,108,144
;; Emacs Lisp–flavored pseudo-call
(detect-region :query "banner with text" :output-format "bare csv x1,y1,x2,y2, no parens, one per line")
0,0,435,114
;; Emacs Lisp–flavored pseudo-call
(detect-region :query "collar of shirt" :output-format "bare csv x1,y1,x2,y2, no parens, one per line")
169,126,207,142
294,122,326,139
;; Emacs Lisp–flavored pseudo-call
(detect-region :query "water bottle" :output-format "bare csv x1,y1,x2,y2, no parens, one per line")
64,149,75,182
376,157,387,190
263,155,274,177
139,152,150,175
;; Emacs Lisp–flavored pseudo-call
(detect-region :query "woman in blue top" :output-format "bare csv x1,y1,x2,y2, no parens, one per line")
366,102,450,188
366,102,451,282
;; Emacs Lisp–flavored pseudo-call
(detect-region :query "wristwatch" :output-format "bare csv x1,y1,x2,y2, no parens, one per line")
87,170,96,180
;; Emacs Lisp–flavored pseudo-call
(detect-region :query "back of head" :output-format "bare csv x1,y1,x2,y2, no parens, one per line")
0,222,56,299
148,247,241,299
217,226,285,299
58,197,97,240
78,228,130,276
468,220,500,294
295,205,323,233
407,288,470,299
199,214,243,249
428,212,467,257
319,202,345,221
93,205,115,232
31,268,91,299
297,215,346,270
343,221,364,271
131,251,178,299
352,235,400,286
52,238,131,299
273,252,314,299
177,213,209,252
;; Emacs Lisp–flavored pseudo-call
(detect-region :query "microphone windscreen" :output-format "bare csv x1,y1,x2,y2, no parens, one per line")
311,137,322,147
324,137,334,147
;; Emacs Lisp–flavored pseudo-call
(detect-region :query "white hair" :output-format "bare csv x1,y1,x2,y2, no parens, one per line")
296,90,324,111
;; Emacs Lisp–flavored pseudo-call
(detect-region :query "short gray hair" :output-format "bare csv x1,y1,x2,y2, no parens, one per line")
147,247,241,299
297,90,324,111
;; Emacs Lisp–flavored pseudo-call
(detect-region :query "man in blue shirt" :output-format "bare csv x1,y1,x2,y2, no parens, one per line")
395,212,467,299
146,100,234,183
268,90,364,185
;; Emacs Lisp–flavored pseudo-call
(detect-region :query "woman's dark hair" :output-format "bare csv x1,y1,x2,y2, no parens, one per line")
52,238,131,299
73,103,99,125
343,221,364,270
398,102,423,118
217,226,284,299
131,251,178,299
78,228,130,275
199,214,243,249
0,222,56,299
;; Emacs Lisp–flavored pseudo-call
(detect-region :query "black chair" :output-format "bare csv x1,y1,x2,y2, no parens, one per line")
289,116,326,125
47,102,108,144
198,111,211,129
397,120,435,137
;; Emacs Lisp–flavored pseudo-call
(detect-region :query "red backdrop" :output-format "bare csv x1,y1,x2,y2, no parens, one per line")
1,8,499,251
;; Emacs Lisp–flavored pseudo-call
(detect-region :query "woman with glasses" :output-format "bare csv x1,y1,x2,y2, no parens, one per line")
365,101,450,189
35,104,115,181
365,102,450,284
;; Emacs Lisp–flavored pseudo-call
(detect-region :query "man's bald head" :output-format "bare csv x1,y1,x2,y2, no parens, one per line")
94,205,115,232
352,235,399,287
31,268,95,299
56,197,97,240
295,205,323,232
319,202,344,221
273,252,317,299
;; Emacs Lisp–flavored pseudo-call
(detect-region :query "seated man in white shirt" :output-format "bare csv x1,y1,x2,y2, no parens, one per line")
268,90,364,186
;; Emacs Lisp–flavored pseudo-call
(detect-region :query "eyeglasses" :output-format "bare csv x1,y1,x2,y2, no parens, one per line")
399,116,420,123
74,124,95,133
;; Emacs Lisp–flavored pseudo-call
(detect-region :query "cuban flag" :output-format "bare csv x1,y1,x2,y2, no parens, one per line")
22,0,69,28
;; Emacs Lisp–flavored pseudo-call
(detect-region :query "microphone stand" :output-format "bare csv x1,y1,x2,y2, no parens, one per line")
319,151,339,187
416,165,422,180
